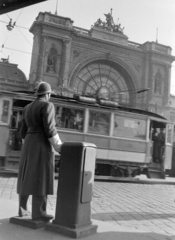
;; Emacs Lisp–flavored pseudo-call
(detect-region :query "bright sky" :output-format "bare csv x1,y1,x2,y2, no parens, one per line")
0,0,175,93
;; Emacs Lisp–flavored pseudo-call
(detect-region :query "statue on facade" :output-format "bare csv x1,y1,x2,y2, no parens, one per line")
94,18,103,27
113,23,124,33
104,9,114,30
46,50,56,73
93,9,125,34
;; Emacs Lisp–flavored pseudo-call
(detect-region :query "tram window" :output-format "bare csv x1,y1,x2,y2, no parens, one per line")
88,110,110,135
113,115,146,139
0,99,10,124
55,106,84,131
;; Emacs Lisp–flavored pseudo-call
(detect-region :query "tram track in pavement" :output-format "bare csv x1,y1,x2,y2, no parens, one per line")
1,169,175,185
94,175,175,185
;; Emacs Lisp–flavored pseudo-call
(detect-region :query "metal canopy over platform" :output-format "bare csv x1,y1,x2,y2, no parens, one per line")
0,0,47,15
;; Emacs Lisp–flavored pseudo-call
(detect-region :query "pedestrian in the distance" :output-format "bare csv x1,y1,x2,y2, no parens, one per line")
17,81,62,221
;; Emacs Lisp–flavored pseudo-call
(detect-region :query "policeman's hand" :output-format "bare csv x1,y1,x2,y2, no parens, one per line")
48,134,62,154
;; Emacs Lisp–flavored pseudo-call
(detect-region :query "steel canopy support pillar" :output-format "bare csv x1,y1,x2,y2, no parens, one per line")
45,142,97,238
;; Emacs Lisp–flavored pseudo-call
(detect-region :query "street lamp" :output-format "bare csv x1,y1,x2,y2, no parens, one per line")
6,19,15,31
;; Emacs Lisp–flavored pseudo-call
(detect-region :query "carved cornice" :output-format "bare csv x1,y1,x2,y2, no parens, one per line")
143,51,175,63
30,21,74,36
149,60,172,69
41,34,70,44
30,18,175,63
30,21,144,58
63,39,70,45
72,35,144,59
44,25,73,38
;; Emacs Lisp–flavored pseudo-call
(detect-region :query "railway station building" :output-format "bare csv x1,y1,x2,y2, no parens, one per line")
27,10,175,120
1,10,175,121
0,10,175,172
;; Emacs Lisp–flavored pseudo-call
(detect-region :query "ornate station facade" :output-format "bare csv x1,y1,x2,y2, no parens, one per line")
0,10,175,120
27,10,175,120
0,10,175,171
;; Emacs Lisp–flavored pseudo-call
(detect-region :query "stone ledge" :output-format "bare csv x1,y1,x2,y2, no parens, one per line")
45,222,97,239
10,216,51,229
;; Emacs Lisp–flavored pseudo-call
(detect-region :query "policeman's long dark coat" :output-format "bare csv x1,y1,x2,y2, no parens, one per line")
17,98,57,195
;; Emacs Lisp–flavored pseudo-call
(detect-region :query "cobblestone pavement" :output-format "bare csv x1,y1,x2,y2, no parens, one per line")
1,177,175,238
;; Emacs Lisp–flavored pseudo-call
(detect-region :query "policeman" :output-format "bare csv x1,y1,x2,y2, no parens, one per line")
17,82,62,221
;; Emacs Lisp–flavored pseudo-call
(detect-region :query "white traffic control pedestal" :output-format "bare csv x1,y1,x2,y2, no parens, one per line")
45,142,97,238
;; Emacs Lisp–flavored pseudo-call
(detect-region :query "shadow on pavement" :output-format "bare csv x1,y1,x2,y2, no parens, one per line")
92,212,175,221
0,217,174,240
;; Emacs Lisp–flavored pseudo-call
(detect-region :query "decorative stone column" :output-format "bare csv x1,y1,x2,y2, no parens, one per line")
163,65,171,106
147,60,153,107
142,56,149,109
58,39,70,87
36,35,46,83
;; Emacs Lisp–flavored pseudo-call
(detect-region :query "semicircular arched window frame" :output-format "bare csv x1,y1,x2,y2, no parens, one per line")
73,62,130,104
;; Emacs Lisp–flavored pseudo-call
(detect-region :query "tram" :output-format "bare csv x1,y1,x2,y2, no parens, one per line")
0,89,174,179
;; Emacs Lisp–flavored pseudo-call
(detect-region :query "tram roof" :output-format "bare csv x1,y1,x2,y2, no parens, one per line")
0,89,168,121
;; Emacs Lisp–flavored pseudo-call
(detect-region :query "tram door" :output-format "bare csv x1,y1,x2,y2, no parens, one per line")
9,108,23,151
164,124,174,170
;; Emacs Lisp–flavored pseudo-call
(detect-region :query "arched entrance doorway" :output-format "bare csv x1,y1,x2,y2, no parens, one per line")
71,60,136,106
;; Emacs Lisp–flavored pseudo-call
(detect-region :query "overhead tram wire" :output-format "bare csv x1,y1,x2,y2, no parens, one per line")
1,22,46,68
1,46,32,55
1,8,27,52
1,18,175,65
1,42,175,72
0,50,8,58
1,18,175,69
16,26,32,46
1,43,175,97
1,43,175,92
0,20,29,30
15,8,24,23
6,13,11,20
1,19,51,70
2,35,9,47
1,10,175,98
1,8,175,56
1,9,25,59
6,8,24,25
1,17,175,89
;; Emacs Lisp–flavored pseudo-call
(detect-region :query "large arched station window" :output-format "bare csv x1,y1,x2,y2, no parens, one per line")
73,60,135,106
